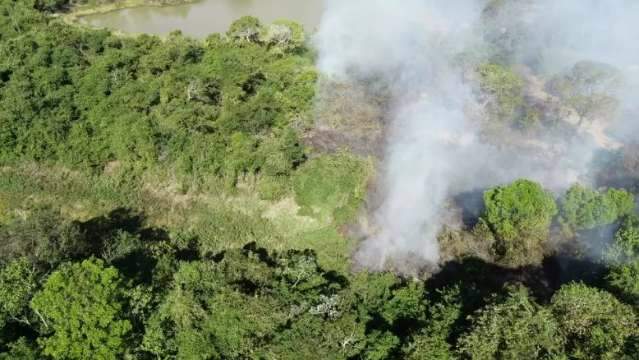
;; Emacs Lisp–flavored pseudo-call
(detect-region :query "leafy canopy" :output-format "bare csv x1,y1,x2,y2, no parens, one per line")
481,179,558,267
551,283,638,360
30,259,131,360
458,286,565,360
560,184,634,232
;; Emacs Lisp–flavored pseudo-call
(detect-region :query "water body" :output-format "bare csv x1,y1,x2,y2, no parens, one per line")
80,0,325,38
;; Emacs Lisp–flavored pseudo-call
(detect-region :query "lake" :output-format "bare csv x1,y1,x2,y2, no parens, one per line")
79,0,325,38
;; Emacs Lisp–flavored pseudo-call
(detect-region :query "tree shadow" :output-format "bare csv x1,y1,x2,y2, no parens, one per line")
76,208,171,284
76,207,145,253
452,189,486,228
426,254,607,343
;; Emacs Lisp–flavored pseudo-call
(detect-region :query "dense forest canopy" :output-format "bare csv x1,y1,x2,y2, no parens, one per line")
0,0,638,359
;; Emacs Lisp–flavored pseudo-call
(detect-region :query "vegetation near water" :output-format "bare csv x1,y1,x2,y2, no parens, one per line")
1,1,639,359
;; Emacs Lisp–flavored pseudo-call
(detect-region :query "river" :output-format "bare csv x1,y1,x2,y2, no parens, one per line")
79,0,325,38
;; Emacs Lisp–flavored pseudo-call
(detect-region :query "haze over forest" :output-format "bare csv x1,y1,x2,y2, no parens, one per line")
0,0,638,359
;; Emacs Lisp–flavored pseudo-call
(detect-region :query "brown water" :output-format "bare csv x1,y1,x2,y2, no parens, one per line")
79,0,325,38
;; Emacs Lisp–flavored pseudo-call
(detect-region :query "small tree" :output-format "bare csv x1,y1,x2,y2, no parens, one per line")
261,20,306,53
227,16,263,43
30,259,131,360
481,179,558,267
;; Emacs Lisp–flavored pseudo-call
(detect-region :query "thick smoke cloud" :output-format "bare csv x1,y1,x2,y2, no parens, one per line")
314,0,639,272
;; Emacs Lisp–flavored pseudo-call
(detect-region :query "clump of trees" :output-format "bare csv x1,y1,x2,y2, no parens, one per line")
0,3,316,191
4,206,638,359
469,179,636,268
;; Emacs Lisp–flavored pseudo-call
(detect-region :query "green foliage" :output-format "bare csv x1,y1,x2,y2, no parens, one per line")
560,184,635,232
605,216,639,305
293,153,369,224
458,286,564,360
0,338,39,360
0,7,315,185
551,283,638,360
33,0,69,12
30,259,131,360
481,179,558,267
605,215,639,263
142,248,342,359
607,259,639,306
0,258,36,328
227,16,263,42
403,286,462,360
4,3,639,360
477,63,525,122
261,20,306,54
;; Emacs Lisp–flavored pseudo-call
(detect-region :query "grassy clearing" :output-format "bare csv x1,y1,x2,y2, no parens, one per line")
0,162,362,271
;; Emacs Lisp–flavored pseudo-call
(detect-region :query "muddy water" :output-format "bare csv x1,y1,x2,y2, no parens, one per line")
79,0,325,38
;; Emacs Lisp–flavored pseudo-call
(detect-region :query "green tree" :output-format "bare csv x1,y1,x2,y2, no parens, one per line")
0,337,39,360
607,259,639,306
480,179,558,267
477,63,525,122
261,20,306,54
605,215,639,263
227,16,263,43
605,216,639,305
403,286,462,360
458,286,565,360
560,184,634,233
30,259,131,360
0,258,36,328
143,253,288,359
550,283,637,360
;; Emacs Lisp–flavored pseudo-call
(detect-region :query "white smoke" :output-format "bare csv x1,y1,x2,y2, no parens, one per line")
314,0,639,272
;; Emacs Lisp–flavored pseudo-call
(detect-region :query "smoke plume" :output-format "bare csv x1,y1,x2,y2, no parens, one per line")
314,0,639,273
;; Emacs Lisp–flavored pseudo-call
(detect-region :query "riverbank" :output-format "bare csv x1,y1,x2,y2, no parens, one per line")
63,0,199,23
